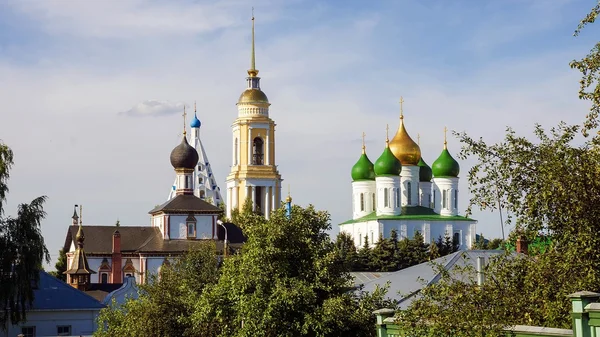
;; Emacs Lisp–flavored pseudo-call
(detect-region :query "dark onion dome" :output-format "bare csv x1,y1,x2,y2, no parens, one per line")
170,135,199,169
238,88,269,104
418,157,433,182
432,147,460,178
374,142,402,176
351,151,375,181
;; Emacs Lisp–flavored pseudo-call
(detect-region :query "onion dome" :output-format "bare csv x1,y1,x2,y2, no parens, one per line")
432,146,460,178
170,136,199,169
190,113,201,128
351,145,375,181
418,157,433,182
389,116,421,166
374,140,402,176
238,89,269,104
75,225,85,247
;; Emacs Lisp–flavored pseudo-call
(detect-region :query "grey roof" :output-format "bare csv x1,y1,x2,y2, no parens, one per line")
149,194,222,214
64,224,245,255
30,271,104,311
350,272,395,285
357,250,504,309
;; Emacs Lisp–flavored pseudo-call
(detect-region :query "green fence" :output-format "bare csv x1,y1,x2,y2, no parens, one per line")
374,291,600,337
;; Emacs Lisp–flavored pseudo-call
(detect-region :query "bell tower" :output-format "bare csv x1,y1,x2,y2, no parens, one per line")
226,13,282,219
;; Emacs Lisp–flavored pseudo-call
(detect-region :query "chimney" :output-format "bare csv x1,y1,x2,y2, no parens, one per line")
516,236,528,255
476,256,485,286
112,230,122,283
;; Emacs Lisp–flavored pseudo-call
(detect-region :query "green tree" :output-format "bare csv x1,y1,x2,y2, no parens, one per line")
570,0,600,136
192,205,394,336
0,141,50,330
355,235,373,271
371,233,398,271
334,231,358,271
48,249,67,281
95,243,219,337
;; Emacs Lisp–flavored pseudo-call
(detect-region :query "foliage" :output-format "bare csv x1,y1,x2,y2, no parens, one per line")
0,141,49,330
474,234,505,250
570,0,600,136
95,243,220,337
334,231,358,271
192,205,396,337
48,249,67,281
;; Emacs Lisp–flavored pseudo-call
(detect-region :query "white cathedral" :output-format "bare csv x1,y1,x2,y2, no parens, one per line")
339,108,477,250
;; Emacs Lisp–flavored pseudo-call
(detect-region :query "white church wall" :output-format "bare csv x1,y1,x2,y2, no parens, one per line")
352,181,376,219
169,214,214,240
339,220,380,248
7,309,100,337
195,215,214,239
146,257,166,277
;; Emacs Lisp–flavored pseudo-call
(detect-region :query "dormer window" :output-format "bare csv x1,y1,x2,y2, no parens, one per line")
186,214,197,239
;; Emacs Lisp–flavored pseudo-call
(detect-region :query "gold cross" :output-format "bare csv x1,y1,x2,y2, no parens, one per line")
417,133,420,146
386,124,390,142
444,126,448,148
252,7,254,19
182,105,187,135
361,132,366,152
399,96,404,119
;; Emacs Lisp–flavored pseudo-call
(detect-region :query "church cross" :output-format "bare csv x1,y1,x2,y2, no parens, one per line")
417,133,420,146
361,132,366,149
444,126,448,148
399,96,404,119
386,124,390,142
182,106,187,135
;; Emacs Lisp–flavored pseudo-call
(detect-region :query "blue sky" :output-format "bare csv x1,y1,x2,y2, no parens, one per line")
0,0,597,265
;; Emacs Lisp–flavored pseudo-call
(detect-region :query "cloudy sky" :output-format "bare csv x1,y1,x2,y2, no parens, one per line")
0,0,597,265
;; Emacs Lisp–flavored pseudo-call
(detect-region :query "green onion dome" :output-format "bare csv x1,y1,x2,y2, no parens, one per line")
374,141,402,176
432,145,460,178
351,149,375,181
418,157,433,182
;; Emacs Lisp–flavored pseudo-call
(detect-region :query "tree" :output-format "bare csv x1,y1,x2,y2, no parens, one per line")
334,231,358,271
192,205,395,336
570,0,600,136
95,243,220,337
0,141,49,330
48,249,67,281
355,235,373,271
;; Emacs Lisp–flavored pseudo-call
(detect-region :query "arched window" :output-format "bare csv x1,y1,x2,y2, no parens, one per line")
234,138,238,165
199,190,206,199
442,190,448,209
360,193,365,211
101,273,108,284
384,188,389,207
396,188,400,207
372,193,376,211
454,189,458,209
252,137,264,165
407,182,412,205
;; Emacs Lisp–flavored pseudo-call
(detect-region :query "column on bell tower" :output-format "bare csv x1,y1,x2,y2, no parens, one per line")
226,13,282,220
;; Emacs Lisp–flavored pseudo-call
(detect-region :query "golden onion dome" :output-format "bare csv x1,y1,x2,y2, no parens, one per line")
238,88,269,104
389,117,421,166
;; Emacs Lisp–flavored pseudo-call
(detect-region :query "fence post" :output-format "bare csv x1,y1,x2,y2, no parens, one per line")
373,308,395,337
568,291,600,337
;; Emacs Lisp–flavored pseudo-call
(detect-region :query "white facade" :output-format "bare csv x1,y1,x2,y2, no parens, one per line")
7,309,100,337
400,166,419,207
375,176,401,216
352,180,376,219
433,177,459,216
340,219,476,250
152,213,218,240
419,181,432,208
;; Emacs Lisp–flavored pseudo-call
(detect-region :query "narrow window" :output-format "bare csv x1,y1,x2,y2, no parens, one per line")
396,188,400,207
101,273,108,284
370,231,374,244
234,138,238,165
384,188,389,207
359,233,362,244
453,231,461,247
372,193,376,211
57,325,71,336
360,193,365,211
433,190,436,206
187,222,196,238
454,189,458,209
252,137,264,165
407,182,412,205
443,190,448,209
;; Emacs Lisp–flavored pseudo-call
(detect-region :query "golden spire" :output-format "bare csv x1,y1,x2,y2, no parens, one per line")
286,184,292,203
417,133,421,146
444,126,448,149
399,96,404,120
385,124,390,145
182,106,187,135
361,132,366,154
248,8,258,77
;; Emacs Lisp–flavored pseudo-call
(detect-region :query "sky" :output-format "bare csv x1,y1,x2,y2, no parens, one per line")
0,0,598,266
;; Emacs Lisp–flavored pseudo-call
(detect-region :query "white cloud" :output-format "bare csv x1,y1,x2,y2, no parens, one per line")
120,100,185,117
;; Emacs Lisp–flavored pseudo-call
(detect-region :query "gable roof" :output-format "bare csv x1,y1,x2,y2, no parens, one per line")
355,250,504,309
30,272,104,311
149,194,222,214
63,224,247,255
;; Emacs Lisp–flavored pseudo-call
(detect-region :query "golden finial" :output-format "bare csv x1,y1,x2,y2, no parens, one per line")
385,124,390,145
194,101,197,113
361,132,366,154
399,96,404,120
182,106,187,135
443,126,448,149
417,133,421,146
248,8,258,77
286,184,292,203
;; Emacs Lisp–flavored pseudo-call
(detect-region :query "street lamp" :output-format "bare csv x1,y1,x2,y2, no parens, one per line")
217,220,228,257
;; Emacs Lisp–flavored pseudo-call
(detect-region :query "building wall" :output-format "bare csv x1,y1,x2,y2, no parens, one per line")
168,214,214,240
7,309,100,337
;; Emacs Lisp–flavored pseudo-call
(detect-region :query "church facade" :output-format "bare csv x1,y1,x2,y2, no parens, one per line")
339,102,477,249
225,15,282,220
